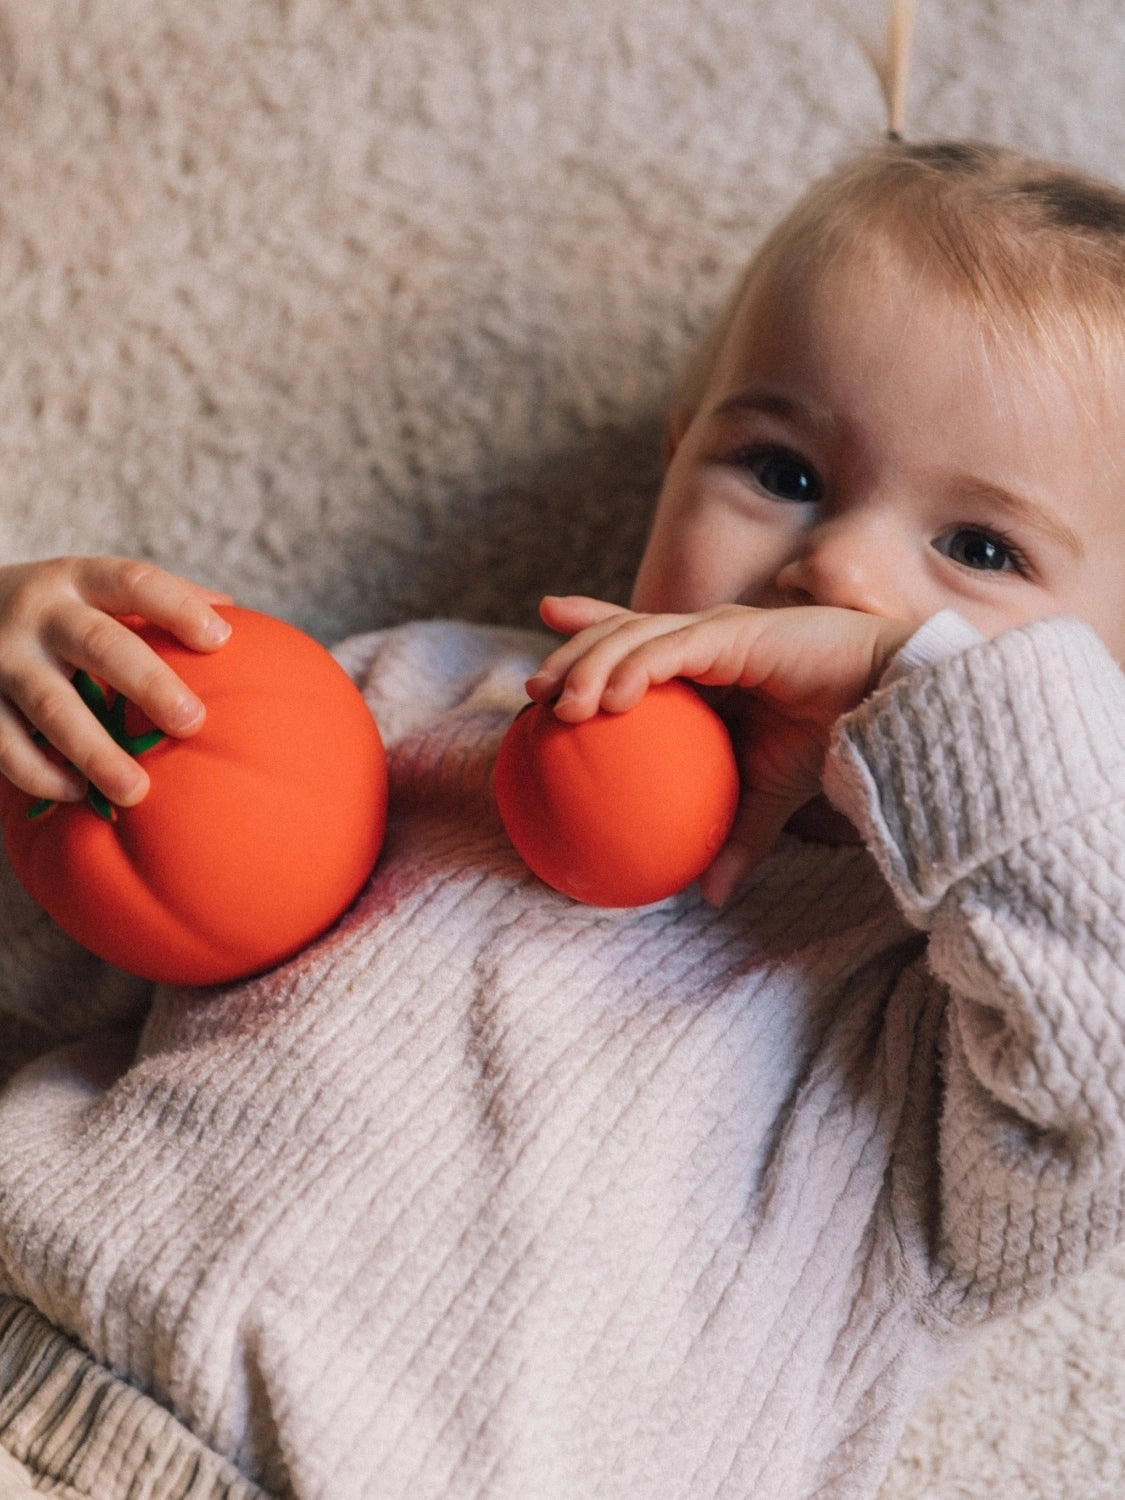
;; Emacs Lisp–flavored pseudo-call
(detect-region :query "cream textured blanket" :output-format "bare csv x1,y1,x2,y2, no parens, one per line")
2,1,1125,1495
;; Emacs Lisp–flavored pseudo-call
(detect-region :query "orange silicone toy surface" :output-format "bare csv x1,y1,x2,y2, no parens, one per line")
494,680,739,907
0,606,388,986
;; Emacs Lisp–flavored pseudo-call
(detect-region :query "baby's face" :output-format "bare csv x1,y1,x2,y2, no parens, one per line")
631,250,1125,660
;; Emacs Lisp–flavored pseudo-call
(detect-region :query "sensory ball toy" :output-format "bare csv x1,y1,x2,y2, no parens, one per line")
494,679,739,907
0,606,388,986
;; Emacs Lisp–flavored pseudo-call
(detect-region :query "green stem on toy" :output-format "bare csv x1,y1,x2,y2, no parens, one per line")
28,670,167,823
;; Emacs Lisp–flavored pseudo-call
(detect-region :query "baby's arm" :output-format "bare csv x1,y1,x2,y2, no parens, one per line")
825,616,1125,1319
0,557,232,807
527,594,913,901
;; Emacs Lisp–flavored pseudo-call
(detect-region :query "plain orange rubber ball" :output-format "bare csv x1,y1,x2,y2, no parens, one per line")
0,606,388,987
494,679,740,907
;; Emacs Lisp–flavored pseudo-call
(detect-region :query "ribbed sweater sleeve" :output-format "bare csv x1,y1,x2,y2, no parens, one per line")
824,616,1125,1322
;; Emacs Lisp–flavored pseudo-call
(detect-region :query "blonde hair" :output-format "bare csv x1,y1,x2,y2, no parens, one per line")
674,139,1125,422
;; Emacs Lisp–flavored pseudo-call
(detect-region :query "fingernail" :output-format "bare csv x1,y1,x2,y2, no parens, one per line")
700,853,738,907
167,696,205,732
203,617,232,646
109,768,147,806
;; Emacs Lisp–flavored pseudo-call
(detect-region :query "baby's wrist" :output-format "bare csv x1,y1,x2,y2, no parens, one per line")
879,610,986,687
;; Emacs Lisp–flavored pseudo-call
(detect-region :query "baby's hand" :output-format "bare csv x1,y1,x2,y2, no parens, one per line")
0,557,233,808
527,595,913,901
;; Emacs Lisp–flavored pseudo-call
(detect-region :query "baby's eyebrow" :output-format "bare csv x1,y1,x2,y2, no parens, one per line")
959,479,1083,558
711,390,835,433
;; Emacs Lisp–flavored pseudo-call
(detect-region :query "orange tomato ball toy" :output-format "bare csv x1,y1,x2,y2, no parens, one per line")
0,606,388,986
494,680,740,907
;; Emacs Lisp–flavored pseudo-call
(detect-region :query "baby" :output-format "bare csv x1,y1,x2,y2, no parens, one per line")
2,138,1125,1500
530,138,1125,897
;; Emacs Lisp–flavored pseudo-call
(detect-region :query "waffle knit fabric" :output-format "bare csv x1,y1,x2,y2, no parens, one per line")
0,612,1124,1500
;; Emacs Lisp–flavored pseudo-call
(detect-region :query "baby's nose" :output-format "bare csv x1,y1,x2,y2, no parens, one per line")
773,523,901,617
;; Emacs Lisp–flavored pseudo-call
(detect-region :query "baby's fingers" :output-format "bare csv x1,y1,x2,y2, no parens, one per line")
38,604,210,744
3,606,220,806
700,702,833,904
66,557,232,652
0,655,156,807
0,696,87,805
541,608,760,722
699,785,806,907
529,602,717,720
527,598,640,706
538,595,627,636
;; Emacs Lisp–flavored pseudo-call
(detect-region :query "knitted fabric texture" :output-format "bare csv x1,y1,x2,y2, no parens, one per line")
0,615,1123,1499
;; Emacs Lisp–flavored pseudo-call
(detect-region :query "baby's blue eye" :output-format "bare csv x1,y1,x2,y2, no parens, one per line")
738,446,822,504
933,528,1020,572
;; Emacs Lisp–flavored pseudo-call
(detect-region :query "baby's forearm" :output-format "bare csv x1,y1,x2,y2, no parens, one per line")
826,615,1125,1318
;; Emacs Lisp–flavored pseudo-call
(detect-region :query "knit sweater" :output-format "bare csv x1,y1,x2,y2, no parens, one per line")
1,614,1124,1500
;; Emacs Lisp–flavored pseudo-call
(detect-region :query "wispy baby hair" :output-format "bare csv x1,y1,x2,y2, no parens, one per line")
675,138,1125,423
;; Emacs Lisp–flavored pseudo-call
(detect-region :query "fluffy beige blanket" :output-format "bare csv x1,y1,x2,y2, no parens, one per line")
1,1,1124,1494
